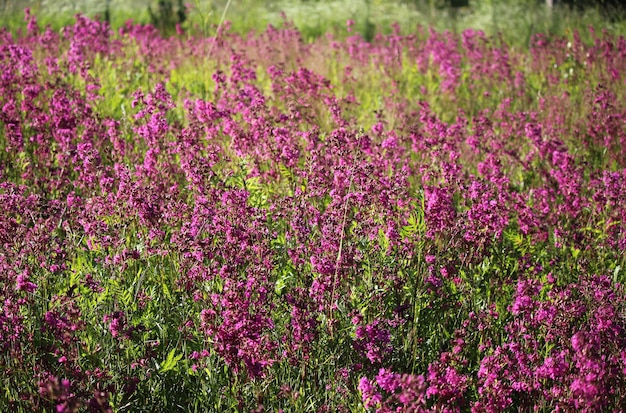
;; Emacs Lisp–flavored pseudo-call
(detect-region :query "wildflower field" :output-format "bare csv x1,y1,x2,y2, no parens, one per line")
1,7,626,412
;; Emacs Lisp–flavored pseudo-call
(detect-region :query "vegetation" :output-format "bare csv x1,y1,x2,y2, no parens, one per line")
1,2,625,412
1,0,626,46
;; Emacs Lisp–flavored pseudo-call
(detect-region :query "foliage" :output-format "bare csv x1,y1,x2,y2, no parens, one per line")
1,8,626,412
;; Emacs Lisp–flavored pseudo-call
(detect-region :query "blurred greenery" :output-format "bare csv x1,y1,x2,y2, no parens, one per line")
1,0,626,47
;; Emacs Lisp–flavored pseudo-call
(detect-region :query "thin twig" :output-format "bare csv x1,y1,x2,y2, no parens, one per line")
206,0,233,65
201,0,232,102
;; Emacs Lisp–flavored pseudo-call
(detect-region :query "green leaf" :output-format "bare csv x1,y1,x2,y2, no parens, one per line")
162,282,171,301
160,348,183,373
378,227,390,252
121,288,133,307
278,163,293,181
400,197,426,239
275,269,293,295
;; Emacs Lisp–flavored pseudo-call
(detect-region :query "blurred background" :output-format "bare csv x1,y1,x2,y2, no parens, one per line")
1,0,626,46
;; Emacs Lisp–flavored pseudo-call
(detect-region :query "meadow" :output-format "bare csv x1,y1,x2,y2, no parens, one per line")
1,3,626,412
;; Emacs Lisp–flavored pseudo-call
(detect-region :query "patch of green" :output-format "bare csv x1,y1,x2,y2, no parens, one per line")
3,0,626,48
